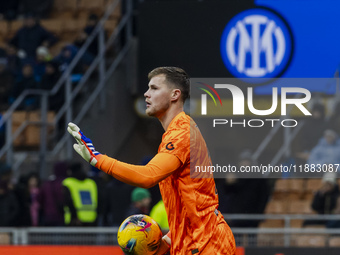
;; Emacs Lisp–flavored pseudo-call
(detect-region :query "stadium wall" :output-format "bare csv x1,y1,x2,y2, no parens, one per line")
0,246,123,255
245,247,340,255
1,246,338,255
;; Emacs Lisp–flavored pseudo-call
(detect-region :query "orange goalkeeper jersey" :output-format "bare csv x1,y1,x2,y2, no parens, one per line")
96,111,235,254
158,112,229,254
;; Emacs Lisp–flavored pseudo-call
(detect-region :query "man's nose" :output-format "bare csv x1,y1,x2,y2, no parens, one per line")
144,89,149,98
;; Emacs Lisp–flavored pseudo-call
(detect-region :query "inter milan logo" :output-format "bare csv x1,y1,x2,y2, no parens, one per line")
220,8,293,79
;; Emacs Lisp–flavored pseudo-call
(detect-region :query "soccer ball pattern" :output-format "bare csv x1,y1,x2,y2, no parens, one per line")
117,214,163,255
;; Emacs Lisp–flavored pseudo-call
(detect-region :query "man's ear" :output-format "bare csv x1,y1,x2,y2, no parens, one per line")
171,89,181,102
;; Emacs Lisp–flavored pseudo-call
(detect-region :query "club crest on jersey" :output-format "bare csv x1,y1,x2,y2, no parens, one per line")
166,142,175,151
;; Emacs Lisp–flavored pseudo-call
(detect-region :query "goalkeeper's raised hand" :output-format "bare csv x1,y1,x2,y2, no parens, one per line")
67,122,101,166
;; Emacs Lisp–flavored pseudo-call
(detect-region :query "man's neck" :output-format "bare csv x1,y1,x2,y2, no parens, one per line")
158,105,183,131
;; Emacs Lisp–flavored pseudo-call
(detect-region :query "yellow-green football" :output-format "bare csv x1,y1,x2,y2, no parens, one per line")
117,214,163,255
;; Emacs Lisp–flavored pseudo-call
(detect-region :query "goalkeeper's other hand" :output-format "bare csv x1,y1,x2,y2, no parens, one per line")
157,234,171,255
67,122,101,166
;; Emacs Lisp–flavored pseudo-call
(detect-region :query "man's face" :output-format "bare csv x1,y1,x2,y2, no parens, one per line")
46,64,55,74
6,45,16,55
24,17,36,28
63,49,72,58
87,19,97,27
325,133,336,144
23,65,33,77
144,75,173,117
321,182,334,194
140,197,151,208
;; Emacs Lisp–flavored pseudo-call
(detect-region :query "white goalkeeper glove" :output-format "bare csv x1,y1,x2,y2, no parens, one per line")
67,122,101,166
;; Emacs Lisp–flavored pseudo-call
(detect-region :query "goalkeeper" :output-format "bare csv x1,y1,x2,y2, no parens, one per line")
68,67,236,255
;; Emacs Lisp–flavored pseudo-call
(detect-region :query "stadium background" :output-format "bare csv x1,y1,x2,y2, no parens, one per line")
0,0,340,254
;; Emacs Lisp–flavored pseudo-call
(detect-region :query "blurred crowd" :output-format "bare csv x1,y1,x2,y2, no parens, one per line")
0,154,269,229
1,126,340,230
0,155,171,228
0,6,100,113
0,1,54,21
293,103,340,166
0,160,167,229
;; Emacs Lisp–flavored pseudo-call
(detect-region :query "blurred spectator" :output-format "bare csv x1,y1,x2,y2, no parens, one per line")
217,150,270,228
27,172,40,226
312,172,339,214
5,44,21,76
150,199,169,233
39,60,63,111
14,172,40,226
74,14,99,57
0,48,6,58
63,162,98,226
307,129,340,166
38,161,67,226
126,187,151,217
54,44,87,75
0,57,14,111
327,196,340,228
9,13,57,60
0,1,19,21
89,166,112,226
328,101,340,132
305,172,339,226
0,164,19,226
0,163,13,190
34,46,52,82
103,179,133,226
20,0,54,19
9,62,39,110
14,174,32,226
73,32,88,52
295,103,327,164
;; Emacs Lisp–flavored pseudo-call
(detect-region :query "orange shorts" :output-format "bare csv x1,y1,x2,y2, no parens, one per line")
199,218,236,255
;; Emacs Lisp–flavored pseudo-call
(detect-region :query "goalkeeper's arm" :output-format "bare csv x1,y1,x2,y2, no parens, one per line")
96,153,181,189
157,232,171,255
67,122,181,188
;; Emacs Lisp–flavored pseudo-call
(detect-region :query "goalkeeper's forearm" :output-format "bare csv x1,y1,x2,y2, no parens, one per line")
95,153,181,189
